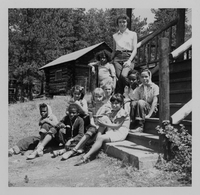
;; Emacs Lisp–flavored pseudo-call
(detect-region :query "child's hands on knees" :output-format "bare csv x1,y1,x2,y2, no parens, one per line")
65,138,74,149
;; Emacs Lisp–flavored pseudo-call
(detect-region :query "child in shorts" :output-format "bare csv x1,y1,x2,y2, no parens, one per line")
74,93,130,166
60,87,111,160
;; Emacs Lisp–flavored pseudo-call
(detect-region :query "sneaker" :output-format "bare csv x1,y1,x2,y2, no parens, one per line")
52,149,66,157
74,156,90,166
37,150,44,157
61,150,75,160
76,148,84,154
26,150,38,160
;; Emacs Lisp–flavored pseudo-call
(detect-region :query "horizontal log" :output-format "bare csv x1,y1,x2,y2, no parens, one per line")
137,19,178,49
170,38,192,59
171,100,192,124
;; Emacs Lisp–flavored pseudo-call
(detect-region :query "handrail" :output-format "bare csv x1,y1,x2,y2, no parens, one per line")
135,19,178,68
170,38,192,60
137,19,178,49
151,38,192,75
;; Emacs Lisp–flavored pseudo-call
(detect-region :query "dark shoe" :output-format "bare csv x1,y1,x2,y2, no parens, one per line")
74,156,90,166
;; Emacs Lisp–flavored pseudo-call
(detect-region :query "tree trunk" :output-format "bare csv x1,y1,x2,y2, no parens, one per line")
126,9,132,30
175,9,185,61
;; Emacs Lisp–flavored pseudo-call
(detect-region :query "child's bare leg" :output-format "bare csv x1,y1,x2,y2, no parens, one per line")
62,134,90,160
74,134,90,151
38,134,52,149
82,134,110,160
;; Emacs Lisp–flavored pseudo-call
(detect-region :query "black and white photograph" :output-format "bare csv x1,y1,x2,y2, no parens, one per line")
1,0,199,193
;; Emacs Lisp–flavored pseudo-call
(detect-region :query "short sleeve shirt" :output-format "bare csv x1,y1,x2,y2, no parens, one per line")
132,83,159,105
98,63,116,81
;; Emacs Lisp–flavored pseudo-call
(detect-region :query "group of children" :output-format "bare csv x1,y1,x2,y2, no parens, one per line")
8,65,159,166
9,13,159,166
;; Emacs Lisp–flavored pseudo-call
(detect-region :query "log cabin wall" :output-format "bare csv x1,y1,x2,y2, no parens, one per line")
44,62,74,96
42,42,112,97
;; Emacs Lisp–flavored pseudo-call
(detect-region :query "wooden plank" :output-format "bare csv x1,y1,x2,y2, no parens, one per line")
170,38,192,59
171,100,192,124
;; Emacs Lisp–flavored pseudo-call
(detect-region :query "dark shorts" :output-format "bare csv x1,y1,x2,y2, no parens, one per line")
39,123,57,138
85,125,98,137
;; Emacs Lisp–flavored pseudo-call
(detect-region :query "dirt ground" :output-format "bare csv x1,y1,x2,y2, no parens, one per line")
8,149,137,187
7,97,191,188
8,147,188,188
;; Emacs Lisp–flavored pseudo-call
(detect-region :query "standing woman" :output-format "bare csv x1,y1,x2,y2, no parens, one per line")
111,14,138,94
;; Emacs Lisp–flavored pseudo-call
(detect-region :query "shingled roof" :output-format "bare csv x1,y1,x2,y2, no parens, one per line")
39,42,110,70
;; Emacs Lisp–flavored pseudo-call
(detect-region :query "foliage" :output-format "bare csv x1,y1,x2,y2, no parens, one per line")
149,9,192,41
156,121,192,184
9,8,148,100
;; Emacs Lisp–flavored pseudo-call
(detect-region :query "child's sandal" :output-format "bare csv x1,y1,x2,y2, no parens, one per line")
52,149,65,157
74,156,90,166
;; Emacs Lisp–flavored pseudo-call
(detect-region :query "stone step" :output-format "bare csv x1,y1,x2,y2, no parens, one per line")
126,131,160,151
104,140,159,170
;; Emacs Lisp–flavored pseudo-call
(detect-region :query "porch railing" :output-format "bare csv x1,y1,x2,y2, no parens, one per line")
135,18,192,70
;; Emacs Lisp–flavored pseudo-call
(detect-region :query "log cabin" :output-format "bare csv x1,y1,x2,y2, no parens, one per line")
39,42,112,97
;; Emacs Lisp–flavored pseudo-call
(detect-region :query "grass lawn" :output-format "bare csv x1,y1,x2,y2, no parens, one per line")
8,96,191,187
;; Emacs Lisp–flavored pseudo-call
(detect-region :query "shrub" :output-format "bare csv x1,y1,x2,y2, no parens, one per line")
155,121,192,183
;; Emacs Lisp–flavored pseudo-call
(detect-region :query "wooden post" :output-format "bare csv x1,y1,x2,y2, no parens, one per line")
159,38,170,158
126,9,132,30
176,9,185,61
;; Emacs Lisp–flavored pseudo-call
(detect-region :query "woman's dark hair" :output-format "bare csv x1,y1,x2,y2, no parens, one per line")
95,50,112,62
110,93,124,105
116,14,130,26
70,85,85,100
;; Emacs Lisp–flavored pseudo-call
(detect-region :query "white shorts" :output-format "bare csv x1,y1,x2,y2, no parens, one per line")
105,128,129,142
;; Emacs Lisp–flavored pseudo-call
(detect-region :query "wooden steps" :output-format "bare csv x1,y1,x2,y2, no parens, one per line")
104,59,192,170
104,140,159,170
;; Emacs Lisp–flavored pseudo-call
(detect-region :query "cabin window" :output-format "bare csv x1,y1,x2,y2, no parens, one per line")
55,70,62,80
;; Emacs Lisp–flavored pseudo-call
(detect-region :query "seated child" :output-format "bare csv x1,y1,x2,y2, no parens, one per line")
130,68,159,132
52,103,84,156
68,85,90,131
123,69,140,114
74,93,130,166
102,82,114,105
9,103,59,159
88,50,116,90
60,87,111,160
